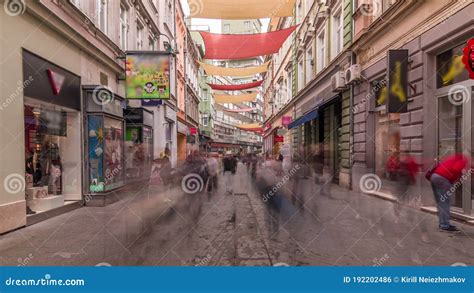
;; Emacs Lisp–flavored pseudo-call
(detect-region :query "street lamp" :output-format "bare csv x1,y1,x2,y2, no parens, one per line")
155,33,179,55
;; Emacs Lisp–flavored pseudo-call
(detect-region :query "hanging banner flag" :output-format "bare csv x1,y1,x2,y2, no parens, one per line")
200,26,298,60
188,0,296,19
126,52,170,100
223,107,256,113
208,80,264,91
386,50,408,113
199,61,269,77
214,92,257,103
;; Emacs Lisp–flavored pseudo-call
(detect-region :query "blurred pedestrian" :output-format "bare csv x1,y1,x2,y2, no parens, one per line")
290,153,305,209
427,153,469,233
312,143,324,185
222,151,237,194
206,152,219,192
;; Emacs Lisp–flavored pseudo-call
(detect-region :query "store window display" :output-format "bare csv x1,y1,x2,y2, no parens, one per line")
87,116,125,192
24,100,82,214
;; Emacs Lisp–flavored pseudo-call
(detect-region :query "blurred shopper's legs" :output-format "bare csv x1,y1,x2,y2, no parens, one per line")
430,174,453,230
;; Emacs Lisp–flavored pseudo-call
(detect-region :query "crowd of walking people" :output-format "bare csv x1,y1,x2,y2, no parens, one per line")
147,145,472,235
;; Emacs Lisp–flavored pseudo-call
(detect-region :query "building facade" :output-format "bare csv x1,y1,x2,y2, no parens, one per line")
351,0,474,218
0,0,177,233
263,0,353,187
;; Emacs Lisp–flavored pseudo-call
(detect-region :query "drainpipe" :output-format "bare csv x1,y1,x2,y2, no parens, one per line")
349,51,356,190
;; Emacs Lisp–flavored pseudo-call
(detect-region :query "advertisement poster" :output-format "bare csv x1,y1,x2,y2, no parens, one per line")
126,52,170,100
386,50,408,113
88,115,104,193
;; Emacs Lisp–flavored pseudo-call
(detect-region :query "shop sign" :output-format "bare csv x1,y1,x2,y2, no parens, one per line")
23,50,81,111
282,116,292,126
386,50,408,113
463,38,474,79
141,99,163,107
274,134,284,143
190,127,198,135
46,70,65,95
125,52,170,100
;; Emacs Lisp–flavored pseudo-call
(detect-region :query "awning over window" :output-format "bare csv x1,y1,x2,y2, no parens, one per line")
214,92,257,103
187,0,296,19
200,26,297,60
199,61,269,77
287,108,319,129
207,80,263,91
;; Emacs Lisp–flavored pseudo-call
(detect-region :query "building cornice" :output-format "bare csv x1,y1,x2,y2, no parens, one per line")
26,1,125,74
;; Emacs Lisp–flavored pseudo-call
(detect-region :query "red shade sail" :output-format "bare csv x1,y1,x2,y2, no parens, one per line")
200,26,298,60
207,80,264,91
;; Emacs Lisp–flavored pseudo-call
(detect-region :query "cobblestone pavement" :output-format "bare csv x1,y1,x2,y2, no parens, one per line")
1,164,473,266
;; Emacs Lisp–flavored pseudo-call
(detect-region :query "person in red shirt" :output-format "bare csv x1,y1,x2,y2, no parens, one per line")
430,153,469,233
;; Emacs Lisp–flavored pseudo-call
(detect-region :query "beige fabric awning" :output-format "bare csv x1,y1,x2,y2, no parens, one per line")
199,61,269,77
188,0,296,19
214,92,257,103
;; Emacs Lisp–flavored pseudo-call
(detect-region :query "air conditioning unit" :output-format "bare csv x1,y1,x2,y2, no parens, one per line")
331,71,347,92
345,64,362,84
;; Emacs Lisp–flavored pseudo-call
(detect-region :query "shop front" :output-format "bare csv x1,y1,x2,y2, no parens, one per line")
22,50,83,222
124,108,154,183
83,86,126,206
427,40,473,217
177,120,188,161
290,92,343,183
352,5,474,218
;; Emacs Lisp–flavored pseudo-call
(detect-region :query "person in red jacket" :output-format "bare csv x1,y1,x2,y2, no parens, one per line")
430,153,469,233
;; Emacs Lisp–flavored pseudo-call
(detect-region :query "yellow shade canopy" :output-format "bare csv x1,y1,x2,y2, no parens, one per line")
188,0,296,19
235,123,263,132
214,92,257,103
199,61,269,77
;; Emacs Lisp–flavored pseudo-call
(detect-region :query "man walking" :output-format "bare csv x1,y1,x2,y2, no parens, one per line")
222,151,237,194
